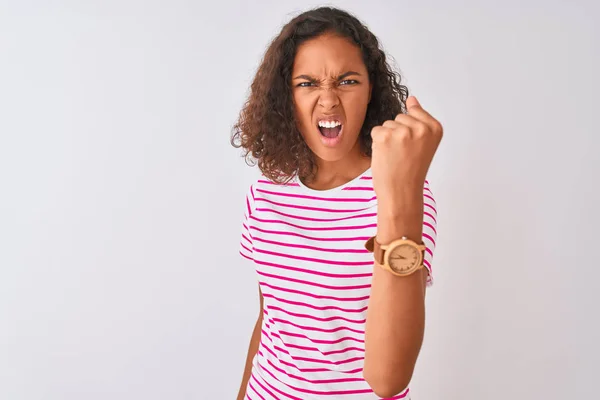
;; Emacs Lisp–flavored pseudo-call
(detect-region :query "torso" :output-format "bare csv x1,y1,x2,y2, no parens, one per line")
239,168,412,399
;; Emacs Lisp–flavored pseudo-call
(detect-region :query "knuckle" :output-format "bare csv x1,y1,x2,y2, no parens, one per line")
370,126,383,140
380,128,393,142
371,126,393,143
396,125,411,136
431,120,443,134
414,122,428,136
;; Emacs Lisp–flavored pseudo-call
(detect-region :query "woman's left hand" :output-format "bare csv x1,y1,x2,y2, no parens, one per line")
370,96,443,211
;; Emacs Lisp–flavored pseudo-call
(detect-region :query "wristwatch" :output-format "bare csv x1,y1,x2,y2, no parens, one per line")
365,236,426,277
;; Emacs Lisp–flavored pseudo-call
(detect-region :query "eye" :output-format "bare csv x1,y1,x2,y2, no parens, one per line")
297,82,315,87
340,79,359,85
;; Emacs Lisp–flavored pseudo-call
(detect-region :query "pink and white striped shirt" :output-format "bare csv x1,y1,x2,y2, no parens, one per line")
239,168,437,400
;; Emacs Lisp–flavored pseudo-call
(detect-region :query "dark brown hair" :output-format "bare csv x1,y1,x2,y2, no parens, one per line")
230,6,409,184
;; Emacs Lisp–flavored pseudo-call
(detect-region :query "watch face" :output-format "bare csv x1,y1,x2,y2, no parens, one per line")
388,244,421,275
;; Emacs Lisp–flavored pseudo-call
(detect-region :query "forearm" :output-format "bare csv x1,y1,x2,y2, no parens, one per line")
236,316,262,400
363,188,427,397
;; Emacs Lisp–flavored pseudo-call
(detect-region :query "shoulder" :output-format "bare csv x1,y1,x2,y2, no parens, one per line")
243,173,302,214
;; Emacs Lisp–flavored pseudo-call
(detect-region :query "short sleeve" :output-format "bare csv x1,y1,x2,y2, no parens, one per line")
239,184,256,262
422,180,438,287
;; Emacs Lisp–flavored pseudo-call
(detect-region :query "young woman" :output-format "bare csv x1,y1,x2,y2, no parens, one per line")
231,7,443,400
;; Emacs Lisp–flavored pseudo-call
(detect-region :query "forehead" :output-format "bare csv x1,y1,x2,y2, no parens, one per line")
292,33,367,75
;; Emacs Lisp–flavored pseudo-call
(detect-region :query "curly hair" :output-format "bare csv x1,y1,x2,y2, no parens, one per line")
231,6,409,185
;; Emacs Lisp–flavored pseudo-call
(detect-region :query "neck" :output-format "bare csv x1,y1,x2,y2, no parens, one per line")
306,146,371,191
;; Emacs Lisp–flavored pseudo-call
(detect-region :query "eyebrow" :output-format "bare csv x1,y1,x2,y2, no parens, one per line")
292,71,362,80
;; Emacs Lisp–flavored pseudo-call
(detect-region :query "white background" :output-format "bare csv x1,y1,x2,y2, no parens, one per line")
1,0,598,399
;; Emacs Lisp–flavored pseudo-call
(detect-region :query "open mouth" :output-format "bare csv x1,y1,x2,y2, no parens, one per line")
317,121,343,138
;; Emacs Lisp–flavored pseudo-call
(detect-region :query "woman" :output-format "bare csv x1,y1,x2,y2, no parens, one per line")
231,6,442,400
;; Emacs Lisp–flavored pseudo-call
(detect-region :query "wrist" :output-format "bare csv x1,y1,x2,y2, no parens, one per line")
376,193,424,244
377,188,423,218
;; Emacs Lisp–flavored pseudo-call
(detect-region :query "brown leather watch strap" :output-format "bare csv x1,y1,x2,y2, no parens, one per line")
364,236,385,265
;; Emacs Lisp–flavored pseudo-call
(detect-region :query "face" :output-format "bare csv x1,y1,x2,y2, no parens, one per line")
291,33,372,164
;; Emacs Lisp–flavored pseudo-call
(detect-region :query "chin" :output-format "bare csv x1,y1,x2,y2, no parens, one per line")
312,147,349,162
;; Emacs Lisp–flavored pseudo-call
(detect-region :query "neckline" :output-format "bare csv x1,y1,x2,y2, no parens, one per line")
295,166,372,195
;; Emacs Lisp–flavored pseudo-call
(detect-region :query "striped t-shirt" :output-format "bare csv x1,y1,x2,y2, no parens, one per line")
239,168,437,400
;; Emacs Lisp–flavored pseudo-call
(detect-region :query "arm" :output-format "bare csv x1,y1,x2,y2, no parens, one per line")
364,95,442,397
363,189,428,398
236,286,264,400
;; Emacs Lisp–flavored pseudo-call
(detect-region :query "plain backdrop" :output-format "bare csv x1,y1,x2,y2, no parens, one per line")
1,0,598,399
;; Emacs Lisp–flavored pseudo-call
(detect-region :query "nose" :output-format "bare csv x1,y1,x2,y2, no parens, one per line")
317,87,340,110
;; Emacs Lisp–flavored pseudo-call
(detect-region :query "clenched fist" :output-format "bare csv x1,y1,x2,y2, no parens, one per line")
370,96,443,210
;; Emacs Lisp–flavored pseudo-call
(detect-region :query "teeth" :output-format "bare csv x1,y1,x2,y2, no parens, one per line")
318,120,342,128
